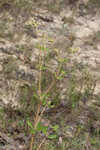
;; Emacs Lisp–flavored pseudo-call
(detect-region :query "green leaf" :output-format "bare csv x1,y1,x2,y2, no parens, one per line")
40,65,48,71
58,58,67,63
27,120,36,134
51,125,59,131
48,134,57,139
27,120,34,129
36,122,48,134
33,93,39,99
41,93,49,105
72,103,75,108
30,129,36,134
42,97,47,106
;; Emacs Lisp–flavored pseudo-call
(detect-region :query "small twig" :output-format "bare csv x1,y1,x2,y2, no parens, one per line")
37,137,46,150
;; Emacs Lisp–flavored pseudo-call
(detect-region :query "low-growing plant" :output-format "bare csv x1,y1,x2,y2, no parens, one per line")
28,34,69,150
25,38,96,150
0,1,99,150
15,25,96,149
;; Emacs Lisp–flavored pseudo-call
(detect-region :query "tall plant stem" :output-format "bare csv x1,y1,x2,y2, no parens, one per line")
30,47,42,150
